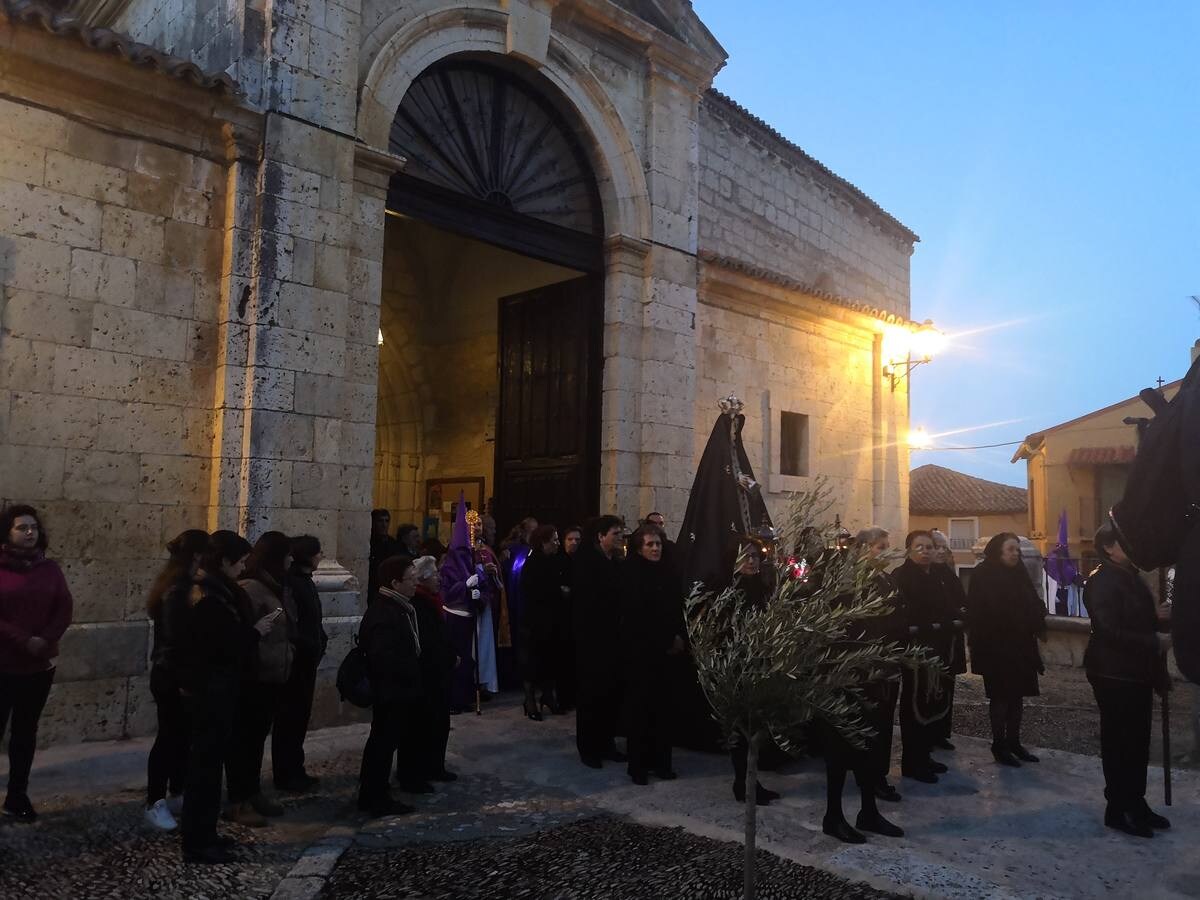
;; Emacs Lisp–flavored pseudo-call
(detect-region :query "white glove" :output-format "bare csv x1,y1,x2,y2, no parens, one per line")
466,574,480,588
471,589,481,601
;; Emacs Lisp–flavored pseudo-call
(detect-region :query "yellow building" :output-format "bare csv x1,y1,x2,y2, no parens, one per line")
909,464,1026,571
1012,381,1181,558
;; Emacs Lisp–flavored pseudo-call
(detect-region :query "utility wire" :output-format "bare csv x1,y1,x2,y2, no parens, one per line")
913,440,1023,451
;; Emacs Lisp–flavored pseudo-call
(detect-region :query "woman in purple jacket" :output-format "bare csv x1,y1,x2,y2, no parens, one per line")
0,504,73,823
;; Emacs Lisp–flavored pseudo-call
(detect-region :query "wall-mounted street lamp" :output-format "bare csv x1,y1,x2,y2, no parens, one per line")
907,426,932,450
882,319,944,391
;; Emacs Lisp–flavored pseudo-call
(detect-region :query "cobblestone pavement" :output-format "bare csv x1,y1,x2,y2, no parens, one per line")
0,740,368,900
5,690,1200,899
950,665,1200,767
329,817,900,899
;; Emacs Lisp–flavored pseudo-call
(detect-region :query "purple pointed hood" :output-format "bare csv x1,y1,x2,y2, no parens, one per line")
439,492,475,585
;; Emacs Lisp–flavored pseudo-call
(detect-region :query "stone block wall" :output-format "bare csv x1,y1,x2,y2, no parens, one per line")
692,298,884,531
0,97,227,743
697,93,913,317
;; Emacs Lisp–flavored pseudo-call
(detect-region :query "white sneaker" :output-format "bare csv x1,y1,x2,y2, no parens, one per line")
145,798,178,832
165,794,184,817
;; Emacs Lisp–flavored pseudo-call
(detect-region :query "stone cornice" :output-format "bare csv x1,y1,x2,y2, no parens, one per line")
703,89,918,248
559,0,725,90
699,250,920,332
0,12,260,161
3,0,241,96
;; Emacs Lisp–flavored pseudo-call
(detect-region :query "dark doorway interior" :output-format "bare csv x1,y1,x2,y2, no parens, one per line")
376,56,606,540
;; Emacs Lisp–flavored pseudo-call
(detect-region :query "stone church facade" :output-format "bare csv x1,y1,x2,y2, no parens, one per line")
0,0,917,744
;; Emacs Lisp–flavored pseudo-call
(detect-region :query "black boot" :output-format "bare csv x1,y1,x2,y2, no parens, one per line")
822,815,866,844
1009,743,1038,763
1132,798,1170,830
1105,805,1153,838
856,811,904,837
732,780,779,805
991,741,1021,767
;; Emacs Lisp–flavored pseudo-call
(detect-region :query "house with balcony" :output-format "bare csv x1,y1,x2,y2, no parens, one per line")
908,463,1027,571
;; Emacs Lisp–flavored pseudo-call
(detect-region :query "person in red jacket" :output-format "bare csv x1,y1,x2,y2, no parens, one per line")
0,504,74,823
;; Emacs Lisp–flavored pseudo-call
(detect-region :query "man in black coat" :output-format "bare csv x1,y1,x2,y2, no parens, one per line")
1084,525,1172,837
573,516,626,768
357,555,422,816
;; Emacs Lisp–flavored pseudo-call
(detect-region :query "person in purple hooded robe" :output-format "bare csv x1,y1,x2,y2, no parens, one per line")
439,499,501,712
440,500,481,713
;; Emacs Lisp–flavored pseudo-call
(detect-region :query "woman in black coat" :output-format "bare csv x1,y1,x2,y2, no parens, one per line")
1083,524,1172,838
894,531,959,783
519,525,565,720
620,525,686,785
819,527,905,844
966,532,1046,767
930,532,967,751
144,529,209,832
178,531,278,864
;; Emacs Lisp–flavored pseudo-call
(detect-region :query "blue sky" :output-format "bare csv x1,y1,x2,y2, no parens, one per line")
694,1,1199,487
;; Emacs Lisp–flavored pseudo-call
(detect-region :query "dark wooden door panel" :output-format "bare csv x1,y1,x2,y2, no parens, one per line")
495,276,601,534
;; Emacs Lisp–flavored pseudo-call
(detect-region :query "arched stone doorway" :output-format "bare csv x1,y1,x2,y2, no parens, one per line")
373,56,606,541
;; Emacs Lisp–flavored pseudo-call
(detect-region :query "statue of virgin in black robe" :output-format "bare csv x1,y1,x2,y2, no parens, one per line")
675,398,773,592
669,396,774,751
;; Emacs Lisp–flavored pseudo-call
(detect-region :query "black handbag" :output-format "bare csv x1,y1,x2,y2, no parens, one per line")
335,633,374,708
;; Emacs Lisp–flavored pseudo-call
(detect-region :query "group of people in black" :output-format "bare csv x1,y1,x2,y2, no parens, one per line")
141,528,329,862
0,508,330,862
0,499,1177,866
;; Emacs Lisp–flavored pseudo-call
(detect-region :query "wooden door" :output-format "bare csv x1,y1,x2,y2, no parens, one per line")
495,276,602,535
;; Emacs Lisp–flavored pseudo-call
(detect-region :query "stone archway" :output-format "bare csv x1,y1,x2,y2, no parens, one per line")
356,8,652,244
352,3,718,530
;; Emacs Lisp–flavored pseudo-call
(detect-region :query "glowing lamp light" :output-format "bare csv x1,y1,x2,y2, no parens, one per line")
377,328,384,346
882,319,944,391
908,426,932,450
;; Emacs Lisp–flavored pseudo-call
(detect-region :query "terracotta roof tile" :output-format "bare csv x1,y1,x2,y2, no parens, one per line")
910,464,1028,516
1,0,242,96
1066,446,1136,467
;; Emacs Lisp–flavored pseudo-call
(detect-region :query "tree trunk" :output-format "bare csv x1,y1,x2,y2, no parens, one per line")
743,731,759,900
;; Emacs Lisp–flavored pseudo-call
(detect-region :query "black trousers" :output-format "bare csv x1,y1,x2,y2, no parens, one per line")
272,656,319,784
899,668,944,768
820,720,878,822
626,690,672,777
147,669,190,805
419,691,451,778
0,668,54,799
226,682,281,803
181,677,237,852
575,677,620,763
1090,676,1152,812
938,678,956,741
361,700,417,804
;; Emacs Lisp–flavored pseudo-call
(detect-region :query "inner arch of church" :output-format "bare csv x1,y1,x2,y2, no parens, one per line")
373,55,606,542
